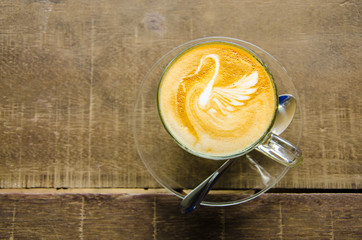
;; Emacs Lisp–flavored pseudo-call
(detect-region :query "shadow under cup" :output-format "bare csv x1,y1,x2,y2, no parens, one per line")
133,37,303,206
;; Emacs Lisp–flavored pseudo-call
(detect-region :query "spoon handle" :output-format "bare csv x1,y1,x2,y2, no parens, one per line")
180,159,236,214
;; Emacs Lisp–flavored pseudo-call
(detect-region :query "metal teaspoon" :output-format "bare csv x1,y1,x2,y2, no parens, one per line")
180,94,297,214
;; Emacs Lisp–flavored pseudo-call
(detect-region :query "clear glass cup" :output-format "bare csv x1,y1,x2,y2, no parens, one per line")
133,37,303,206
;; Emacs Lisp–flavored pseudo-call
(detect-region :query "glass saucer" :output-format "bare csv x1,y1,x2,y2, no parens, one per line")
133,37,302,206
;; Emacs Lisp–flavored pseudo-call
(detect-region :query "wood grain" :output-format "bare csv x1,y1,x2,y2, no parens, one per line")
0,192,361,240
0,0,361,189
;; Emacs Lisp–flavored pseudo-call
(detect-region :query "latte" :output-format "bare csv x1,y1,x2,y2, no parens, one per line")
158,42,277,159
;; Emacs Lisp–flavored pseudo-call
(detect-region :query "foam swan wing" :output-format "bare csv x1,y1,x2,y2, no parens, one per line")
210,71,258,115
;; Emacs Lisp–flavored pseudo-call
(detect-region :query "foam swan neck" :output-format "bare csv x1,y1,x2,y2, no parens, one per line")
197,54,220,108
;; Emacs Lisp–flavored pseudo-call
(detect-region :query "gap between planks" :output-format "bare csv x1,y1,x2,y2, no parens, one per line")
0,188,360,195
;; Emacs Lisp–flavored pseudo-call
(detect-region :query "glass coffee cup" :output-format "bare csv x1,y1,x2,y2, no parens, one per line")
157,40,303,167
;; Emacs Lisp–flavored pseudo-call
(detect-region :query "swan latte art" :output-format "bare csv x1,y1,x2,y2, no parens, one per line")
158,42,277,159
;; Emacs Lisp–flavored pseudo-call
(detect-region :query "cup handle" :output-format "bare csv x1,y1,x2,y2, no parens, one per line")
256,133,303,168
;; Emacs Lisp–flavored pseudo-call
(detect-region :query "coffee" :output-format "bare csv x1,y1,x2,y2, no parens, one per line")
158,42,277,159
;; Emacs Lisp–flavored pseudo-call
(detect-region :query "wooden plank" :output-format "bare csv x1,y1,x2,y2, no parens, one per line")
0,192,361,240
0,0,361,189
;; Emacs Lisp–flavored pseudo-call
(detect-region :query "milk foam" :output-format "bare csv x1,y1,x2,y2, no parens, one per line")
158,42,276,158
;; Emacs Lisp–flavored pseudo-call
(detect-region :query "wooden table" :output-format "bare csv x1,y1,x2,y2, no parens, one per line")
0,0,361,239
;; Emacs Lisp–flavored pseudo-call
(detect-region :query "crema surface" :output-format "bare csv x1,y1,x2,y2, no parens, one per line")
158,42,277,158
